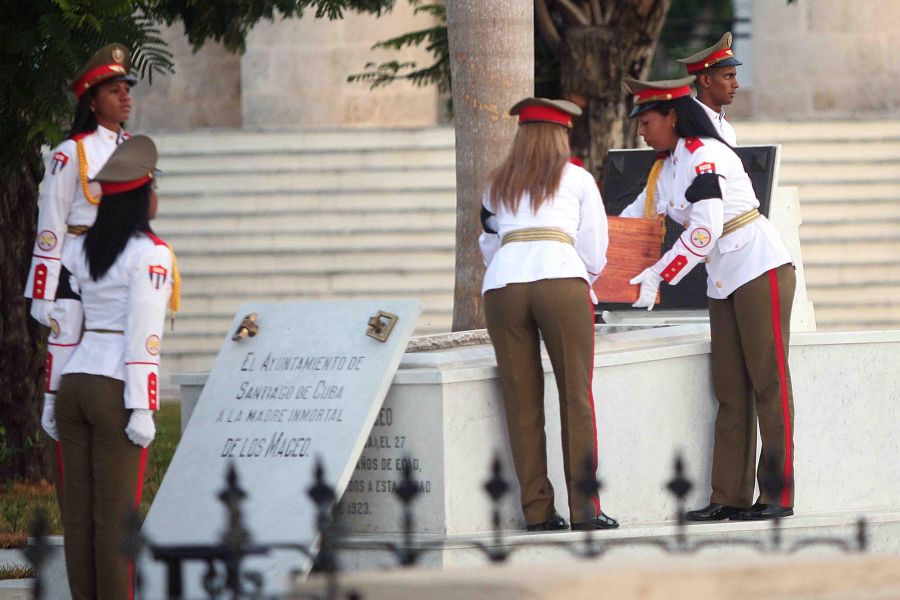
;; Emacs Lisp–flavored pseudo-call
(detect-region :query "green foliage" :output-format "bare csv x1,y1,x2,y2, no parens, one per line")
650,0,736,79
0,0,173,172
140,0,397,52
347,2,448,93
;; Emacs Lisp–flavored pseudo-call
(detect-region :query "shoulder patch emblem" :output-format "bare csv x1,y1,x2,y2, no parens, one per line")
51,152,69,175
690,227,712,248
684,138,704,154
149,264,168,289
146,334,160,356
38,230,58,251
695,161,716,175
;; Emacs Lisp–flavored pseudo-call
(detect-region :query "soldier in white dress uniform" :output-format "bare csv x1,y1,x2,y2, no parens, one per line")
29,45,137,491
51,135,177,600
676,32,742,146
479,98,618,532
621,78,796,522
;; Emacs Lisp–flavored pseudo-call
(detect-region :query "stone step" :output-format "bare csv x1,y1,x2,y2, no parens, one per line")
799,218,900,239
775,141,900,163
154,207,456,235
804,262,900,286
161,148,455,173
161,229,455,252
791,183,900,202
809,283,900,304
779,163,900,185
158,190,456,214
178,269,454,296
798,201,900,221
811,302,900,330
176,249,453,274
735,120,900,143
798,239,900,262
152,127,456,154
159,167,456,195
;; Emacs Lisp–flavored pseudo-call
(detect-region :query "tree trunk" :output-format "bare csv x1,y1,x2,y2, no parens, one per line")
560,1,671,180
446,0,534,332
0,149,53,482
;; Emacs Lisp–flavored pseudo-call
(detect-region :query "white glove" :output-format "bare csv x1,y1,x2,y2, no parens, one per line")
41,394,59,441
30,299,54,327
125,409,156,448
629,267,663,311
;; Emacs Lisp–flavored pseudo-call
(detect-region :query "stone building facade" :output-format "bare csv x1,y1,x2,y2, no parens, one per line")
130,0,899,131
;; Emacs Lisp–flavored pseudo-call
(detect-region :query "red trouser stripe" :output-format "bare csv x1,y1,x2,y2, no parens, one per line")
585,287,601,515
55,441,65,495
129,447,148,600
768,269,793,507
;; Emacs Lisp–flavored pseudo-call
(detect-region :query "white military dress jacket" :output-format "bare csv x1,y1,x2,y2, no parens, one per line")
26,126,127,302
621,136,791,299
694,97,737,146
479,162,608,298
53,233,173,410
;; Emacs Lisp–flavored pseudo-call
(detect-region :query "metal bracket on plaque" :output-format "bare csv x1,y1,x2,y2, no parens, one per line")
232,313,259,341
366,311,398,342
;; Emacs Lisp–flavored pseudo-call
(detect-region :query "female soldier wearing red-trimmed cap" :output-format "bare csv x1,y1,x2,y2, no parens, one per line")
51,135,177,600
479,98,617,532
620,77,796,522
29,44,138,456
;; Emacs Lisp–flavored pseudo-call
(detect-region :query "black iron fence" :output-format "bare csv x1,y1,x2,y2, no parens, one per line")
26,452,868,600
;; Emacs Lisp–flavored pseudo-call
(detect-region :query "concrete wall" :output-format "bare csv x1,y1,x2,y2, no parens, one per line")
129,26,242,130
751,0,900,118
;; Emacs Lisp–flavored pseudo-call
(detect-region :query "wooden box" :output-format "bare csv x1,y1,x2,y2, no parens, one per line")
592,216,663,304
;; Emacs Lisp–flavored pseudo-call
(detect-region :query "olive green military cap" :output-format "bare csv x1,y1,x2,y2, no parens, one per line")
93,135,157,194
510,97,582,127
676,32,743,73
623,76,696,117
70,43,138,99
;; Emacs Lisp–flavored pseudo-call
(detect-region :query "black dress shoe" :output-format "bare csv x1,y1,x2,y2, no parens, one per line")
571,511,619,530
731,503,794,521
685,502,743,521
526,511,569,532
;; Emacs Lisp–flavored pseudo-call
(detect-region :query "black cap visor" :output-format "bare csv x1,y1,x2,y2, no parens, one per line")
628,101,663,119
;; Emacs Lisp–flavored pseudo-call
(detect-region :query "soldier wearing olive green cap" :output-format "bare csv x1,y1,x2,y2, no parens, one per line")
52,134,177,600
677,32,742,146
28,43,140,531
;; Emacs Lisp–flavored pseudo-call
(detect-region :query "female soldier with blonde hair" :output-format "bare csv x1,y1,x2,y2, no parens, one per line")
479,98,617,532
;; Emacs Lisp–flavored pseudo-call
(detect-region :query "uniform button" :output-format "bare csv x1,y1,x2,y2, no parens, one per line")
669,201,674,207
704,257,710,264
683,221,689,227
715,281,722,288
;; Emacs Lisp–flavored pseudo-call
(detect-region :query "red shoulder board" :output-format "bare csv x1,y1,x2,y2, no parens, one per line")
145,232,168,247
69,131,91,142
684,137,704,154
569,156,585,168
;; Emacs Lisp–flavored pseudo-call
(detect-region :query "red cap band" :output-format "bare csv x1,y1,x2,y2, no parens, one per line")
634,85,693,104
99,175,152,196
518,105,573,127
71,63,128,98
685,48,735,73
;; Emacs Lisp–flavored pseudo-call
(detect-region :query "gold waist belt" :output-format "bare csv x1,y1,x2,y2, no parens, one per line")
501,228,574,247
722,209,760,236
67,225,89,236
85,329,123,335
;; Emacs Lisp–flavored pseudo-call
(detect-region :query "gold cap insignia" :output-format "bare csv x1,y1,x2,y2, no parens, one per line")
112,48,125,63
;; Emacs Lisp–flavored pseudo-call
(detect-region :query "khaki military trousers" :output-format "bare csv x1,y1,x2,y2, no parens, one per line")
484,277,601,526
56,373,148,600
708,264,796,509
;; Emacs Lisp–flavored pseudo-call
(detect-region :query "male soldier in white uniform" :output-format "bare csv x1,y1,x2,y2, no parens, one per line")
677,32,741,146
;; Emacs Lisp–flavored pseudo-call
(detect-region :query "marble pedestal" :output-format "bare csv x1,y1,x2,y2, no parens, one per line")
175,325,900,546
